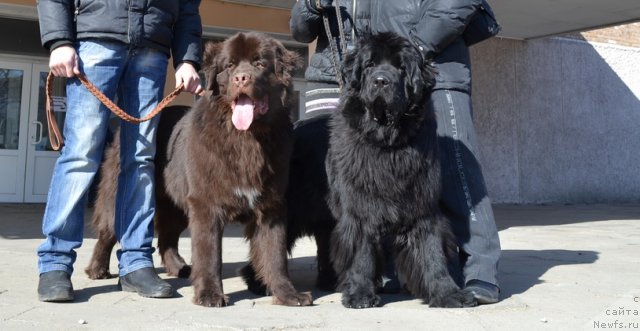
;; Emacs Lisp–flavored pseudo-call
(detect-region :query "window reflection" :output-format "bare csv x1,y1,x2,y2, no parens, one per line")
0,69,23,150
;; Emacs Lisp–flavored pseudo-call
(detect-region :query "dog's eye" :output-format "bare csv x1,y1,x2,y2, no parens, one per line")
254,60,266,69
365,60,374,68
225,61,235,69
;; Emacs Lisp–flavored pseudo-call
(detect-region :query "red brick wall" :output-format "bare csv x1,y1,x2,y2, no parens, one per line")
578,22,640,47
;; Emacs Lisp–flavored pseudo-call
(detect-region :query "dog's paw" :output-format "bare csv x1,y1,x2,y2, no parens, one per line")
84,266,114,280
342,290,380,309
193,292,229,307
272,291,313,306
429,289,478,308
163,259,191,278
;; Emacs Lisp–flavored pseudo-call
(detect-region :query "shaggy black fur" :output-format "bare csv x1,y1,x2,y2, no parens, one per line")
326,32,477,308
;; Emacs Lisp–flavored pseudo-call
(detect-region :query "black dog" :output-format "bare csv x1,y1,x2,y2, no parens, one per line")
327,32,477,308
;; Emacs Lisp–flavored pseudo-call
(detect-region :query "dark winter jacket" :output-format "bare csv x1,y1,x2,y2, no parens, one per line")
37,0,202,70
290,0,484,92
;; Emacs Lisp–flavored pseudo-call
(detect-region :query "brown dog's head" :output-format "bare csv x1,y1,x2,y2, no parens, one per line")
202,32,300,130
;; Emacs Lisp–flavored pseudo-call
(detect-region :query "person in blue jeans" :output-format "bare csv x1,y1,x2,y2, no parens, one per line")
290,0,501,304
36,0,203,302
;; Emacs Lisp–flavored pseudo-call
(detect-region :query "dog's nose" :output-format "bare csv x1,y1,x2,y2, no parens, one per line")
374,76,389,88
234,73,251,87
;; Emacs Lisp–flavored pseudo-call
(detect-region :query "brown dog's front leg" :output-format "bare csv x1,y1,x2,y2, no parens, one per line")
250,214,312,306
188,201,228,307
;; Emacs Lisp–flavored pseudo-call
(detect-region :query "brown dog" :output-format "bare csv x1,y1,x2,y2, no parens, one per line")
85,32,312,307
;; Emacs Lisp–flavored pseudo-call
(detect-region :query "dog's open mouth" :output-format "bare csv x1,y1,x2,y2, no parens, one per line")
371,96,394,126
231,94,269,130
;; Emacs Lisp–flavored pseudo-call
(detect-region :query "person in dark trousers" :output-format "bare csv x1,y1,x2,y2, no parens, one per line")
36,0,203,302
290,0,501,304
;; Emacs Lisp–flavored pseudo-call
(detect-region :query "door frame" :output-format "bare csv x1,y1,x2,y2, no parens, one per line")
0,54,50,203
24,63,60,203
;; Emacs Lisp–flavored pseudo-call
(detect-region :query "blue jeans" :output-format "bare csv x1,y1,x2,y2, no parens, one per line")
433,89,501,286
37,40,167,277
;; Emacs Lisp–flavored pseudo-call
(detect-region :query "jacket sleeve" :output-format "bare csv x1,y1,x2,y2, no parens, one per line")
172,0,203,71
36,0,76,51
410,0,482,59
290,0,324,44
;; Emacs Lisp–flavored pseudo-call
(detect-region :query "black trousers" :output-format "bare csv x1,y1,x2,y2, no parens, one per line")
432,89,500,286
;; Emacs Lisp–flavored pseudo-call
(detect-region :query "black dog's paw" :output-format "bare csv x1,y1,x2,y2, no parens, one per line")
239,264,268,296
342,289,380,309
429,289,478,308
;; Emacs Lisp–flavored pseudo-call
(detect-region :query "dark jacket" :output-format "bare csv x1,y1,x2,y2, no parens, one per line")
290,0,483,92
37,0,202,70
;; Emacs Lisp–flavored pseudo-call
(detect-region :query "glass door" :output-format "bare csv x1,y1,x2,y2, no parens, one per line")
0,61,30,202
0,59,66,203
23,64,67,203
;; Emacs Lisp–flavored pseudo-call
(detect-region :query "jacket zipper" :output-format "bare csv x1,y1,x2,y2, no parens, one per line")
74,0,79,22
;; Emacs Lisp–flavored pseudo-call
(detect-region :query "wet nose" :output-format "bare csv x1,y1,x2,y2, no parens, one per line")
374,76,389,88
234,72,251,86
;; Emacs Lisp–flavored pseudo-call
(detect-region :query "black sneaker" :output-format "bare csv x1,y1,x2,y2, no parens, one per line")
118,267,173,298
464,279,500,304
38,270,74,302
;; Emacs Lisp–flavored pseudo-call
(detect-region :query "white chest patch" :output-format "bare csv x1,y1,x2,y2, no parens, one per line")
233,188,261,209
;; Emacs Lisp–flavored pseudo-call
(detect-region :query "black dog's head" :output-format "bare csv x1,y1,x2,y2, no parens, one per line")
202,32,301,130
339,32,437,146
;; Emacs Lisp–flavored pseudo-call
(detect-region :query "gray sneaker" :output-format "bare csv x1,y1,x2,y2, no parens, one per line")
38,270,74,302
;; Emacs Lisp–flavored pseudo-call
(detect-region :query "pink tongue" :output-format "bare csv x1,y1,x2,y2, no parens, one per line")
232,95,254,130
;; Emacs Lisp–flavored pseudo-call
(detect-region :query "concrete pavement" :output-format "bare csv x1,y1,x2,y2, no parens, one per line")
0,203,639,330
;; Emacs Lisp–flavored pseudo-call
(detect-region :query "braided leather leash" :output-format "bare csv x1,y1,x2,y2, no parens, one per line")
45,71,185,151
319,0,347,90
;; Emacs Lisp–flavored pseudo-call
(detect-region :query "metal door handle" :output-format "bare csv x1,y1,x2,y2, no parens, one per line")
32,121,43,145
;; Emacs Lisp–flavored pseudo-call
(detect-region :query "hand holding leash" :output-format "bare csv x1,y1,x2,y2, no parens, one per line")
45,72,187,151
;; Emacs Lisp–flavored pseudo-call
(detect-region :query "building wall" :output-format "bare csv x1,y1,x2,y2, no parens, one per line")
3,0,639,204
471,30,640,203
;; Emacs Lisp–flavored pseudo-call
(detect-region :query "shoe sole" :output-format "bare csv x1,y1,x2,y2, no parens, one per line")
38,290,74,302
474,293,499,305
118,282,173,298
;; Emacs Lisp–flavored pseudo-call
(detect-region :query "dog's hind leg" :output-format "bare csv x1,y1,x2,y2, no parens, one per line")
249,212,313,306
156,198,190,278
85,219,117,279
314,226,337,291
85,135,120,280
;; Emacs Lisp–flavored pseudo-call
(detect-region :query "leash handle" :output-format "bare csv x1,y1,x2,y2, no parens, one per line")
45,72,64,151
45,71,184,151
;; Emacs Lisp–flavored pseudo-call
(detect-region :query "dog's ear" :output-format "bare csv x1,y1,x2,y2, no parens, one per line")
403,43,437,101
273,40,302,86
342,45,363,91
202,41,224,95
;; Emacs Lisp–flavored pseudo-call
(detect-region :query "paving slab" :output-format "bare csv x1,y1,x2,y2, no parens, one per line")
0,203,639,330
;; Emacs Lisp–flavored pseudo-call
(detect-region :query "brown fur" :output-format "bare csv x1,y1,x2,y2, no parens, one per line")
85,32,311,307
